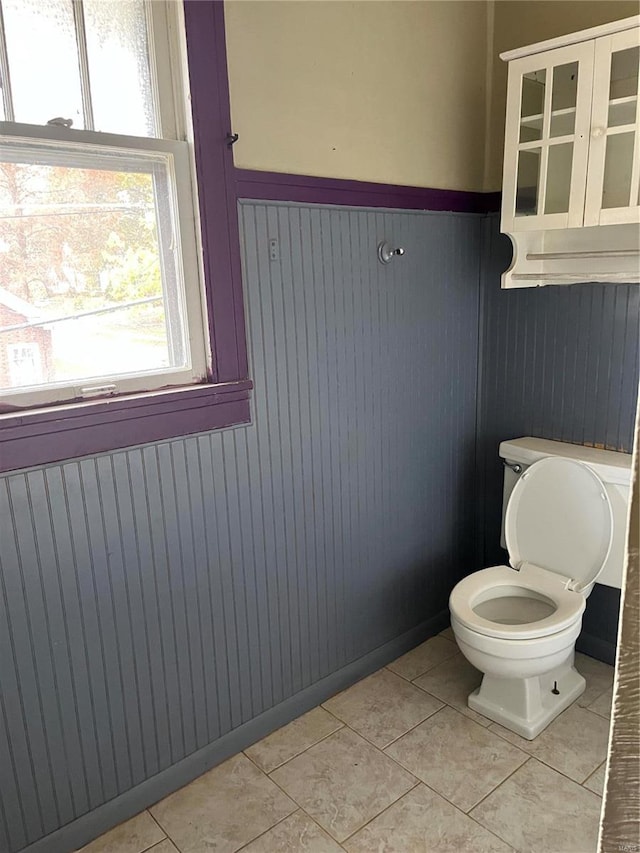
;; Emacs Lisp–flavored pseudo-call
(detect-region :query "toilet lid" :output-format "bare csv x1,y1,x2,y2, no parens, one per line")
505,457,613,591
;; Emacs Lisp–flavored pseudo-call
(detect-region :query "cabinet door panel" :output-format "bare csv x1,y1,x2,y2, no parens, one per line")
545,142,574,213
515,147,541,215
502,42,595,232
584,30,640,226
550,61,578,137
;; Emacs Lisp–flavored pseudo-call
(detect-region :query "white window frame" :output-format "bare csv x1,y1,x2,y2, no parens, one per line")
0,0,209,410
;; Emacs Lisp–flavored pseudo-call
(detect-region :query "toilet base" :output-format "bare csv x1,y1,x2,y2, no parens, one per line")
468,661,586,739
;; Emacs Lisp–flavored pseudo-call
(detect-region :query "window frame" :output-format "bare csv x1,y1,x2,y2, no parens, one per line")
0,0,251,473
0,123,209,407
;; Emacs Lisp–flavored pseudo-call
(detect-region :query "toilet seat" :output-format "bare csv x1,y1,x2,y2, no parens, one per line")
449,565,585,641
450,456,614,641
504,456,613,592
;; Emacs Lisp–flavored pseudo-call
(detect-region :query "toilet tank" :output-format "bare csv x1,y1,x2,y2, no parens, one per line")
499,437,632,590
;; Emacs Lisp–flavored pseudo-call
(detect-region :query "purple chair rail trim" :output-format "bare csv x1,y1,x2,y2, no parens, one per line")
235,168,502,214
0,382,252,473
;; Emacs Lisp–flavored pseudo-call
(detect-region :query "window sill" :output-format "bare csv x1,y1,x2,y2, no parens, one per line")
0,379,252,473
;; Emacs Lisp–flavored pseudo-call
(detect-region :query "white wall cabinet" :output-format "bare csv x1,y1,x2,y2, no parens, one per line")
500,17,640,288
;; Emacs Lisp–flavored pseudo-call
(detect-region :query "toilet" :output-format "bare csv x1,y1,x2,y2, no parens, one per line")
449,437,632,739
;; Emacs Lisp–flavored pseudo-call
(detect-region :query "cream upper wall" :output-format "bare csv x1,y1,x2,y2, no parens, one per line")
486,0,640,191
224,1,639,193
224,1,488,192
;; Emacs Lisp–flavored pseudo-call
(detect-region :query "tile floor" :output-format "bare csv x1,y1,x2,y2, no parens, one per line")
79,629,614,853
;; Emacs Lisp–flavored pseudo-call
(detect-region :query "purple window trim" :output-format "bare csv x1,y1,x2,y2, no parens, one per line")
0,0,251,475
0,382,252,473
184,0,249,384
0,0,502,475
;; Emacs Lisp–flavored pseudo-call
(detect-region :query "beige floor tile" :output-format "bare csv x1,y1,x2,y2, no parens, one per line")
588,686,613,720
412,652,492,726
78,811,165,853
245,707,343,773
574,652,614,708
150,754,296,853
343,783,514,852
270,726,416,842
385,706,528,812
322,668,443,748
471,758,602,853
240,811,344,852
439,627,455,641
148,842,179,853
583,762,607,796
387,635,459,681
488,703,610,782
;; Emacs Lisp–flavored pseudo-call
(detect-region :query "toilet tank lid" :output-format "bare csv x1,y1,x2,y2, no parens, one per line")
499,437,631,486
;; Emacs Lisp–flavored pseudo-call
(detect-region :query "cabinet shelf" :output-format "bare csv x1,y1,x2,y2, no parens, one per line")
608,95,637,126
520,107,577,141
512,271,639,283
519,98,637,133
609,95,638,105
520,106,576,127
526,248,640,260
503,223,640,288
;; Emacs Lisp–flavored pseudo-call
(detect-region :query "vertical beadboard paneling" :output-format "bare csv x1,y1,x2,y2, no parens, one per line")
3,204,636,853
477,214,640,657
0,203,481,852
478,215,640,563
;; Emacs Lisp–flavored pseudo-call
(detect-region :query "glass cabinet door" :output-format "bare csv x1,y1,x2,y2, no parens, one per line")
584,29,640,226
502,42,595,232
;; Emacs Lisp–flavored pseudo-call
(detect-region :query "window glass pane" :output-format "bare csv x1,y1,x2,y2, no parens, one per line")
0,144,189,395
83,0,157,137
515,148,541,216
550,62,577,137
551,62,578,111
608,97,637,127
602,132,635,209
2,0,84,127
545,142,573,214
520,69,545,142
8,343,42,385
521,69,546,116
519,115,542,143
549,110,576,137
609,46,639,100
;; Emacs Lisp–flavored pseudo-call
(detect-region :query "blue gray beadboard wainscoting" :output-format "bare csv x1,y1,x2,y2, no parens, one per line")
477,214,640,664
0,202,482,853
1,201,638,853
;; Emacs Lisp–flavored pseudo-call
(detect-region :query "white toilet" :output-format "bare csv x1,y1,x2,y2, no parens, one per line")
449,437,631,739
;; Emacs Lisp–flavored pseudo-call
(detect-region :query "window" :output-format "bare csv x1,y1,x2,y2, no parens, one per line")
0,0,207,409
0,1,251,472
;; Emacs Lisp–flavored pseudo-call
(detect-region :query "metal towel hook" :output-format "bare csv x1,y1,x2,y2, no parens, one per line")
377,241,405,265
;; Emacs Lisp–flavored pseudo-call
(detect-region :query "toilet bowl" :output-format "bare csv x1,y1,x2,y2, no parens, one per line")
450,565,587,737
449,444,624,740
